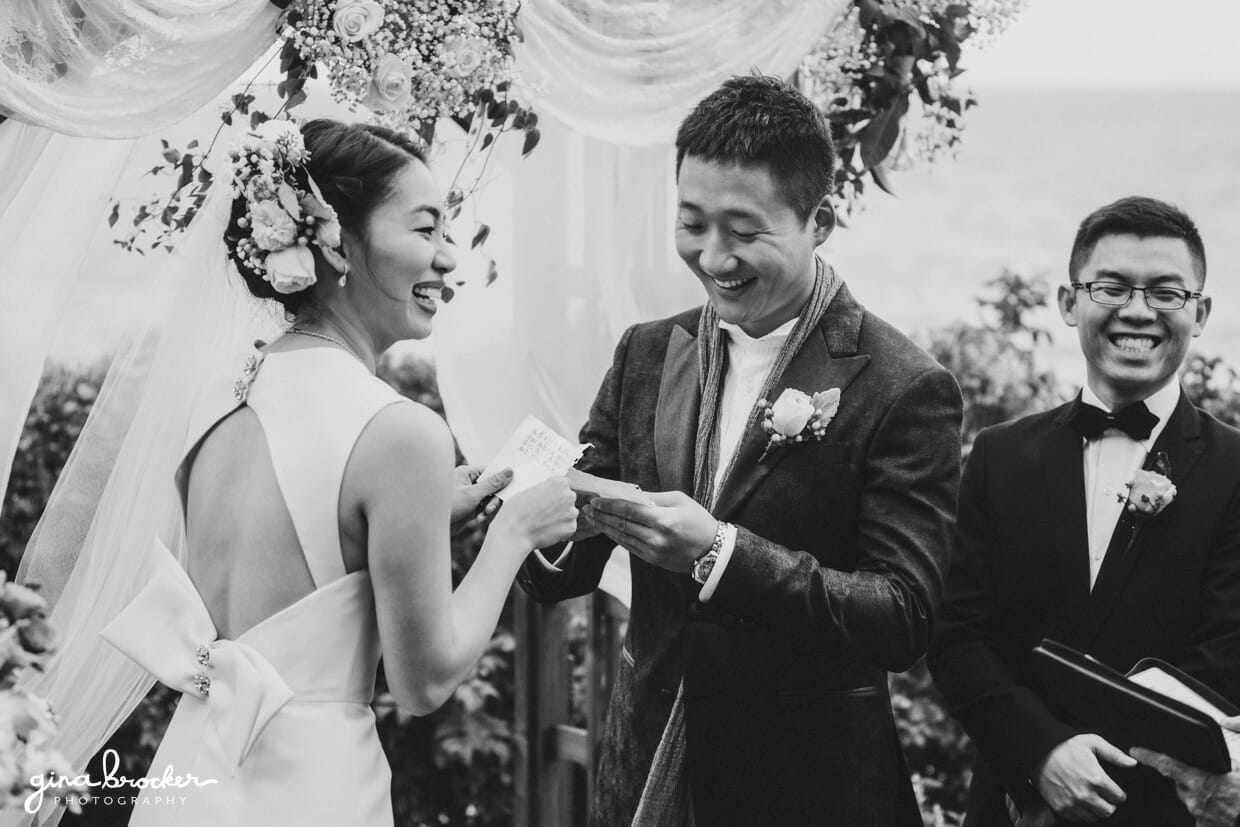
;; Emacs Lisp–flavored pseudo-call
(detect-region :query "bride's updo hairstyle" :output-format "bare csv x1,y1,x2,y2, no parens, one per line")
226,119,427,315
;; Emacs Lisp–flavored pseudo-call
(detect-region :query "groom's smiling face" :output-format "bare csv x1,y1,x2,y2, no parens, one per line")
675,157,829,338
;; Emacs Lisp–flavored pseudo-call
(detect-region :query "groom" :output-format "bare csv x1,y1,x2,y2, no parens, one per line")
517,75,963,825
928,197,1240,825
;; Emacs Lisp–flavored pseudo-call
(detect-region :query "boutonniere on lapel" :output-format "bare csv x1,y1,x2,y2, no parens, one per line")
757,387,841,461
1116,452,1176,518
1115,451,1175,554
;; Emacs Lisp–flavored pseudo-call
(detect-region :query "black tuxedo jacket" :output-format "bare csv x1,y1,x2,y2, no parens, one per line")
518,285,963,826
928,393,1240,825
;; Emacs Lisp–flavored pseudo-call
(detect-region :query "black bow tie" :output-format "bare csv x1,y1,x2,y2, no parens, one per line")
1067,399,1159,441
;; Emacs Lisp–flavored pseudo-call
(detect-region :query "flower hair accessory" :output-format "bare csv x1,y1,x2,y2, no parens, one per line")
759,387,841,459
227,120,342,295
1117,452,1176,517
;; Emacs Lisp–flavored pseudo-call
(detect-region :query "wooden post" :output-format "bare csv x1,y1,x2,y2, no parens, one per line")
514,588,630,825
513,589,574,827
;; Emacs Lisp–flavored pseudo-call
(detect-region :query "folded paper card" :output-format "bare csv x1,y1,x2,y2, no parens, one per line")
565,468,653,506
481,416,654,505
481,416,588,500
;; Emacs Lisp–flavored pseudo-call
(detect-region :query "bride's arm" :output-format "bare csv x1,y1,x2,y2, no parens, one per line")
353,402,576,715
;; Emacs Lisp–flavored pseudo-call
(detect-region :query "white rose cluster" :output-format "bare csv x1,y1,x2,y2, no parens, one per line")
226,119,347,297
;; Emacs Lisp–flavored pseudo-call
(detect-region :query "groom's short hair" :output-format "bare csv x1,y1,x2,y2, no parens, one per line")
1069,196,1207,286
675,74,836,222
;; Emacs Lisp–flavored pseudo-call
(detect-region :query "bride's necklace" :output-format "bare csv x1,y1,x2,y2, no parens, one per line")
287,327,363,363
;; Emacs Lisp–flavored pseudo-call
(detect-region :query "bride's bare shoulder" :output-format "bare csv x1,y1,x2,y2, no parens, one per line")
348,400,454,491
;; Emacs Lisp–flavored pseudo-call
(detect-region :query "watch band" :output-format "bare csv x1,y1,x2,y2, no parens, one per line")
691,522,730,585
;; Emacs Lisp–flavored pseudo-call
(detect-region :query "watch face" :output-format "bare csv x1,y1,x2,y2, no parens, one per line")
694,555,716,584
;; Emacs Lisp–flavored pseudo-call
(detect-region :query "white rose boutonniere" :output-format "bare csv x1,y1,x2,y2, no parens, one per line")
264,245,317,294
1115,451,1176,556
363,53,414,113
331,0,385,43
759,387,841,460
1117,452,1176,518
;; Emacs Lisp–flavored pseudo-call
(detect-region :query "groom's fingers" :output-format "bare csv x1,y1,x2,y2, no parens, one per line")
591,497,661,528
589,507,658,552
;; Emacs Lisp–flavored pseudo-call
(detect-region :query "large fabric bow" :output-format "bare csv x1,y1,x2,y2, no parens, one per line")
101,539,293,772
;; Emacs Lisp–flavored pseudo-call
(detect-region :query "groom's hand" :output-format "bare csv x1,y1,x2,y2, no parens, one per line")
584,491,717,572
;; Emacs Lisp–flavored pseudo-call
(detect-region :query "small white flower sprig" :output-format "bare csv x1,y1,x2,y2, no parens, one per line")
227,120,342,295
0,573,90,814
1117,452,1176,518
759,387,842,459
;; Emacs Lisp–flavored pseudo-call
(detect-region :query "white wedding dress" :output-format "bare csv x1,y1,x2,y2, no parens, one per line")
100,345,405,825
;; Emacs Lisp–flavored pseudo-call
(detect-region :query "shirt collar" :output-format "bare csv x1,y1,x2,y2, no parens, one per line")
1081,378,1180,425
719,317,797,346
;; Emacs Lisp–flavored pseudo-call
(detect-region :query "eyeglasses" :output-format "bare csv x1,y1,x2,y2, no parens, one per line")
1072,281,1202,311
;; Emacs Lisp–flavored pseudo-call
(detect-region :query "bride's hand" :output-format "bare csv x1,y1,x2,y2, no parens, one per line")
451,465,513,535
494,478,579,550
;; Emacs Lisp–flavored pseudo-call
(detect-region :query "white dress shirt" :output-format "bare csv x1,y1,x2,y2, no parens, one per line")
1080,379,1179,589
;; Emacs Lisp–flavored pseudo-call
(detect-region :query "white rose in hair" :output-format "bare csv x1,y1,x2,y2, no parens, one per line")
363,54,413,112
769,389,815,436
332,0,385,43
250,201,298,251
264,246,317,294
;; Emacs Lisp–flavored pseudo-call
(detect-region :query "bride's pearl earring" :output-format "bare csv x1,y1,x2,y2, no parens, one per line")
337,261,350,288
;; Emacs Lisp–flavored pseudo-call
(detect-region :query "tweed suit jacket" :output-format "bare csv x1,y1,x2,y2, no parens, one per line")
518,284,963,826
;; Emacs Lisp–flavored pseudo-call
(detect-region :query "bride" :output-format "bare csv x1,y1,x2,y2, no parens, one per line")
74,117,580,824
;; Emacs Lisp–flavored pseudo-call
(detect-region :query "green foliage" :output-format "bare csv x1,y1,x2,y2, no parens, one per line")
1,364,106,578
1181,351,1240,428
918,268,1066,449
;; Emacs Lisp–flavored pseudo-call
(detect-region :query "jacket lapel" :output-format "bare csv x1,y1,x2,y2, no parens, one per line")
1044,400,1092,621
711,285,871,521
653,319,701,495
1082,392,1204,644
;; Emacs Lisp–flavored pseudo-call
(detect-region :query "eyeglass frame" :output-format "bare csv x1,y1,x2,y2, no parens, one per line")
1070,281,1204,311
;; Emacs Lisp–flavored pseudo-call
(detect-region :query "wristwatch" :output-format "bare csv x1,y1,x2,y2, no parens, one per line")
691,522,731,585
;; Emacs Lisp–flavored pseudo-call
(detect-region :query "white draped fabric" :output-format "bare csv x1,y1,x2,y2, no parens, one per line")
0,0,283,498
0,125,138,501
515,0,849,145
0,0,282,137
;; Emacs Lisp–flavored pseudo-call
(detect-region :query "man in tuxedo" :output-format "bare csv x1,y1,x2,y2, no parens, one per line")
516,75,963,826
928,196,1240,825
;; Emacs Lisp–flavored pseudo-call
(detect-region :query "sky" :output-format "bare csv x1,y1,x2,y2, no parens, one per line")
966,0,1240,89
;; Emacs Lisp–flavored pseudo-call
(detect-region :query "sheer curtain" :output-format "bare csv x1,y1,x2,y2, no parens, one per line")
0,0,283,498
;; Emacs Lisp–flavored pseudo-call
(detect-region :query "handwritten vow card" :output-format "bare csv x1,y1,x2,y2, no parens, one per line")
482,416,652,505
